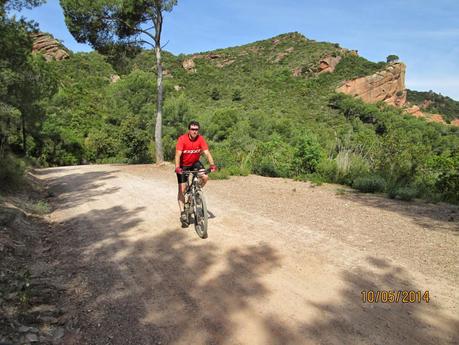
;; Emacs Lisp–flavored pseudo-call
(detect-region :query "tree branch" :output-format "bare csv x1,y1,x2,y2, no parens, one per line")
161,40,169,49
101,15,156,42
137,39,155,48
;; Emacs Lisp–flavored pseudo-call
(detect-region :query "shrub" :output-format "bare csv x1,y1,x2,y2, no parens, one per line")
0,154,26,189
292,133,324,174
84,129,119,162
119,114,150,163
395,186,418,201
316,158,338,181
251,137,294,177
386,55,399,63
209,169,230,180
352,175,386,193
210,88,221,100
232,89,242,101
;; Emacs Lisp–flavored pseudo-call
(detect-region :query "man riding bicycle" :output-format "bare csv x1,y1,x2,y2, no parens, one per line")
175,121,217,227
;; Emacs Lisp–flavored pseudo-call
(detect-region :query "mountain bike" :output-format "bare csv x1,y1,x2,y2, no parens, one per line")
183,168,210,239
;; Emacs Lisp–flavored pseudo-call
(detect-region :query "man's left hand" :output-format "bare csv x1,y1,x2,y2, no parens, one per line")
210,165,217,172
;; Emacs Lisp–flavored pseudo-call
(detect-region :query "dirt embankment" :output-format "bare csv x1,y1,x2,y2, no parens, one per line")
3,164,459,345
0,179,70,344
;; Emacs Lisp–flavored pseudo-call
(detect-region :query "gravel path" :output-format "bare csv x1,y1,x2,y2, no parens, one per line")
36,164,459,345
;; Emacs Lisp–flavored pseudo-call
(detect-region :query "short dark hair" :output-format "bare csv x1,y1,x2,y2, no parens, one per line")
188,120,200,129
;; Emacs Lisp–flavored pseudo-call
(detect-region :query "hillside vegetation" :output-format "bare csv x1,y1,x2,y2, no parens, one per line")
407,89,459,123
1,24,458,203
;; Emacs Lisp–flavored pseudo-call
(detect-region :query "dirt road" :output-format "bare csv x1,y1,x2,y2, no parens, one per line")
35,164,459,345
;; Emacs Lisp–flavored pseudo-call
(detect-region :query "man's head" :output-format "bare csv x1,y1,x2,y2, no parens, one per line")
188,120,200,140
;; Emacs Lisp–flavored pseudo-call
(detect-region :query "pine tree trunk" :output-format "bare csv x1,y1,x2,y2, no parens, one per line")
154,45,164,163
21,114,27,155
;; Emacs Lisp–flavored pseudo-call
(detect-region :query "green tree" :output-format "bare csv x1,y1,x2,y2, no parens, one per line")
3,0,46,13
292,133,324,174
1,0,56,157
60,0,178,163
386,54,399,63
210,87,221,101
232,89,242,101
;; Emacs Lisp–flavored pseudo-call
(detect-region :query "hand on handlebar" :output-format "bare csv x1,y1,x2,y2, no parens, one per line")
210,165,217,172
175,167,183,174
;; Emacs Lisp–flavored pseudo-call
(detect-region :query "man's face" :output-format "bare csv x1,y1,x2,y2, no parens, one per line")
188,125,199,139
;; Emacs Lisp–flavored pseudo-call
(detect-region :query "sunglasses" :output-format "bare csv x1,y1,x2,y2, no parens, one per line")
189,128,199,131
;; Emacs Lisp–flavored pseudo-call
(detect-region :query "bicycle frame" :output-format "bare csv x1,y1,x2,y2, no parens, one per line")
182,169,210,238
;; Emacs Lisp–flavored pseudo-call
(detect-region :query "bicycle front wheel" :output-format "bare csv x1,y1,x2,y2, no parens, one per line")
193,190,208,239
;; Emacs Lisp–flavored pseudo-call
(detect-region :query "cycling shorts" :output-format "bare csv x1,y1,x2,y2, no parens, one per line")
176,161,205,184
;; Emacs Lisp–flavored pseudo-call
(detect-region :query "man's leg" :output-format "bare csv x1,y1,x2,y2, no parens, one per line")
177,183,186,213
199,173,208,188
178,183,189,226
194,161,208,188
177,169,189,226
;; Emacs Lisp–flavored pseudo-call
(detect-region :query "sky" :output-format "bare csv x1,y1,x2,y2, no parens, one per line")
14,0,459,100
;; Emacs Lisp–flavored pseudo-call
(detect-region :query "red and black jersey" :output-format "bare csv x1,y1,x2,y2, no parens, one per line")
176,134,209,167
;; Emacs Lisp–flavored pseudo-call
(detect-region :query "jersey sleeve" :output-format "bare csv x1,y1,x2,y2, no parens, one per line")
200,136,209,151
176,136,184,151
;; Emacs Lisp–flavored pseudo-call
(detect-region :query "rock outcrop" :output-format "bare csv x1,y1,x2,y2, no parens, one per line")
216,59,235,68
336,62,407,106
429,114,446,124
404,105,450,124
182,53,231,72
110,75,120,83
31,32,69,61
318,55,342,74
405,105,424,118
182,58,196,73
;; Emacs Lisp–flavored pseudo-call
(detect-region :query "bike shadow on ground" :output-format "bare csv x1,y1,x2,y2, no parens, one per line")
207,209,216,219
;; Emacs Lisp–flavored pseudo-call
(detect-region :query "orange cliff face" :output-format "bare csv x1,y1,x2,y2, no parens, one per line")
336,62,407,107
31,32,69,61
336,63,459,126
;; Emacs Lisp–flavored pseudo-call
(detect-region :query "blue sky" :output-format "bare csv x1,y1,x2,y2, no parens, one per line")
15,0,459,100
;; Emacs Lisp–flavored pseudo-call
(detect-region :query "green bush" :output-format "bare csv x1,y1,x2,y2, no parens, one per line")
232,89,242,101
210,88,221,100
316,158,338,181
0,154,26,189
352,175,386,193
251,137,294,177
119,114,151,163
292,133,324,174
209,168,230,180
84,128,119,162
396,186,418,201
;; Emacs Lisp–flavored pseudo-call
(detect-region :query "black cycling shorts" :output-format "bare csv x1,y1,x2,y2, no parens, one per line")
176,161,205,184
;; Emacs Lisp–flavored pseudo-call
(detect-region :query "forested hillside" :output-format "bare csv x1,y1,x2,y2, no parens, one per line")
407,89,459,123
1,5,458,203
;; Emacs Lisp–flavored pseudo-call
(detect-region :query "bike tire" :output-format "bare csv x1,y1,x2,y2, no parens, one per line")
193,190,208,239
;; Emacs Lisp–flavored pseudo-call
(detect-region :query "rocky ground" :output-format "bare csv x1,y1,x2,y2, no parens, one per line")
0,179,68,344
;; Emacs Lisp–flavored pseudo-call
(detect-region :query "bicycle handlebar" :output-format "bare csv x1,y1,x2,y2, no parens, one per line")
182,168,212,175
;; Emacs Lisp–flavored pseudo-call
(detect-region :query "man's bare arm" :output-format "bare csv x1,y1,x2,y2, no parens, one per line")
203,149,215,166
175,150,182,168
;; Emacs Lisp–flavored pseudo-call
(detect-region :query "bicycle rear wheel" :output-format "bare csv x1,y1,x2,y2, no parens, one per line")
193,190,208,239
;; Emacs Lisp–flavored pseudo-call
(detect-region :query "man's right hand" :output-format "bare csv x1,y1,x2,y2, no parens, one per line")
175,167,183,174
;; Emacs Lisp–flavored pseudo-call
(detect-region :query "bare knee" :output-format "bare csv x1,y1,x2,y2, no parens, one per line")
200,174,208,186
178,184,186,195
